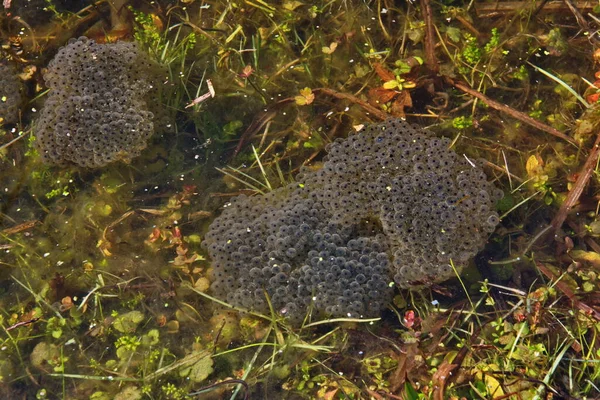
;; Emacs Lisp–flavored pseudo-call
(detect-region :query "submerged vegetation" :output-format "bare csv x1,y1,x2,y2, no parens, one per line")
1,0,600,398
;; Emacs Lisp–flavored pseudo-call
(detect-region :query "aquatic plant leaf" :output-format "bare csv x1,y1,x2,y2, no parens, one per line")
30,342,59,371
90,392,111,400
193,277,210,292
283,0,304,10
394,60,412,75
113,311,145,333
403,381,420,400
525,154,542,175
46,316,66,339
188,351,214,383
383,80,401,90
322,42,338,54
166,320,179,333
239,65,254,79
446,26,461,43
223,120,243,137
525,154,548,184
407,22,425,43
116,346,134,360
295,87,314,105
583,281,595,292
115,386,142,400
473,364,505,397
141,329,160,346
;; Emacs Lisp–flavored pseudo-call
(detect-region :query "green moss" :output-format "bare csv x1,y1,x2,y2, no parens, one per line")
129,8,166,57
484,28,500,53
46,317,66,340
161,383,186,399
461,33,482,65
452,115,473,129
115,335,141,359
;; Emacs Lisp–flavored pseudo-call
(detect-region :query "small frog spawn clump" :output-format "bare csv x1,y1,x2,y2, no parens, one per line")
34,37,170,168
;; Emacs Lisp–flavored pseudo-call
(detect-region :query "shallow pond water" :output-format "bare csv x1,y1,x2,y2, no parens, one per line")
1,1,600,399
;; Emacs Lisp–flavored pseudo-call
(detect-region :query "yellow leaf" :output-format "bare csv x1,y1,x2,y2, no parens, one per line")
322,42,338,54
299,87,312,97
295,97,307,105
382,80,400,90
483,373,505,397
525,154,543,178
295,87,314,105
472,364,505,397
283,0,304,10
570,250,600,268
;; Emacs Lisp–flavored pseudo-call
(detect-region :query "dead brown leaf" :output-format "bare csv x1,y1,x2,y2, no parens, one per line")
373,62,396,81
390,90,413,117
368,87,398,107
323,388,338,400
388,341,422,392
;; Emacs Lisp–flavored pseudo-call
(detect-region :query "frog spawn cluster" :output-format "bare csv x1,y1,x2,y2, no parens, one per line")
34,37,166,168
205,188,393,325
204,120,502,323
0,62,23,125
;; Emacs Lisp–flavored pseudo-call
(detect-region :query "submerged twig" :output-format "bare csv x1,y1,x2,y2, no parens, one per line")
313,87,388,120
192,379,249,399
536,261,600,321
562,0,600,45
567,219,600,253
482,159,523,183
234,98,293,156
188,379,249,399
234,88,388,155
551,131,600,231
420,0,439,74
444,77,578,146
474,1,595,16
489,224,553,265
6,317,40,331
0,131,31,152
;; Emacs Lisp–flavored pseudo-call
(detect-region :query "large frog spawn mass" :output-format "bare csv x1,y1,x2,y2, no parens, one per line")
34,37,167,168
203,120,502,324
